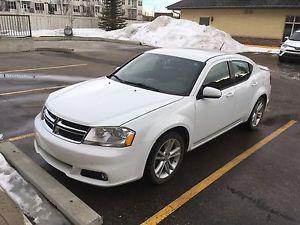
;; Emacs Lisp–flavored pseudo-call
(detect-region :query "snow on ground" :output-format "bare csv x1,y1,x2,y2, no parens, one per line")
32,16,279,54
0,153,71,225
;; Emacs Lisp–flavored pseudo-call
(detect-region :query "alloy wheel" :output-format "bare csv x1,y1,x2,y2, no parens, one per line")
154,139,182,179
251,100,265,127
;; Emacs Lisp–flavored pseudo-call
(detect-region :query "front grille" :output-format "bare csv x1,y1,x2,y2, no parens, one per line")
43,108,90,143
286,49,300,53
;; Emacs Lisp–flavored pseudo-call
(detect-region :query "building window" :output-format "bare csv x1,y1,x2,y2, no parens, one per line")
35,3,44,11
122,0,125,5
121,8,125,15
73,5,80,12
128,0,130,5
7,1,16,10
138,10,142,16
283,16,300,41
138,1,142,6
21,2,30,12
48,4,57,14
199,17,210,26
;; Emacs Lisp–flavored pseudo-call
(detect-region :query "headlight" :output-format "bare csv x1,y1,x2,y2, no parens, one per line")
281,44,293,49
84,127,135,147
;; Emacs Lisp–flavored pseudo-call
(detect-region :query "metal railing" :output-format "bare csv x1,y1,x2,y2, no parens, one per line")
0,14,32,37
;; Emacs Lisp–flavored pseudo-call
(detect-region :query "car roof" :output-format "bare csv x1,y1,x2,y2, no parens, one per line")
146,48,232,62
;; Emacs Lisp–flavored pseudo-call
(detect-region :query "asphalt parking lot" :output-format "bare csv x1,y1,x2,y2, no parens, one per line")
0,41,300,225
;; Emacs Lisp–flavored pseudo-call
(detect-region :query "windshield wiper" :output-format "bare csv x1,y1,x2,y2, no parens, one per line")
109,75,160,92
124,81,160,92
110,74,125,83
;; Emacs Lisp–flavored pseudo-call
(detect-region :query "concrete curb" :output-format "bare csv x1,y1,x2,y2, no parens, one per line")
0,142,103,225
33,36,142,45
35,47,74,53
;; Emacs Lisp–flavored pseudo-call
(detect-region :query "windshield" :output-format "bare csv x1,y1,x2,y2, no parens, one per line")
290,31,300,41
109,53,205,96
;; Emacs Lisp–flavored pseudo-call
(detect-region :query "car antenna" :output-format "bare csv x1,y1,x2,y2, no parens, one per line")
219,42,225,51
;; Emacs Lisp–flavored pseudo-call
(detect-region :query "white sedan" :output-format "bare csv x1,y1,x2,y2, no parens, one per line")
34,48,271,187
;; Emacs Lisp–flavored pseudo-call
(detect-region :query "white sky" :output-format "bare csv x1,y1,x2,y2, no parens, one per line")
142,0,180,15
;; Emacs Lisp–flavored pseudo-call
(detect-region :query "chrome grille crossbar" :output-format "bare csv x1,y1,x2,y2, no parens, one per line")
42,108,90,143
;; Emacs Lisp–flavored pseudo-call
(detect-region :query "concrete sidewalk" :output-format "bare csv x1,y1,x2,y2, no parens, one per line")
0,187,31,225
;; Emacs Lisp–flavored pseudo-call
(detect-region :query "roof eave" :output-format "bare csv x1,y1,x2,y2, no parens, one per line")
167,5,300,10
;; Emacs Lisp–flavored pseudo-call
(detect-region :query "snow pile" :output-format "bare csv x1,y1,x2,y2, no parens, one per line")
32,16,279,54
0,153,70,225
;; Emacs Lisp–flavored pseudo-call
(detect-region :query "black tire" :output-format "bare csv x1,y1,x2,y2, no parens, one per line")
145,132,185,184
279,56,287,63
246,97,266,130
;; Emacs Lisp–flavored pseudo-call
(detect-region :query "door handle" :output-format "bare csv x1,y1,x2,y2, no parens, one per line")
251,81,258,87
225,92,235,98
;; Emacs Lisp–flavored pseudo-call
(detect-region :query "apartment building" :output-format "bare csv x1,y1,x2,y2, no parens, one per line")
0,0,143,20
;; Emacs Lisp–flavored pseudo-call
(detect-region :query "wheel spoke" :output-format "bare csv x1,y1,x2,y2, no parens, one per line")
164,162,170,174
157,150,165,157
155,161,164,174
170,147,180,156
257,102,264,111
157,161,166,177
169,152,180,159
168,160,175,170
164,139,175,153
155,156,165,161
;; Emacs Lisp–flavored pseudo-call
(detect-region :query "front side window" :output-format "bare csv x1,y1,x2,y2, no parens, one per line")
202,62,231,90
231,60,252,83
109,53,205,96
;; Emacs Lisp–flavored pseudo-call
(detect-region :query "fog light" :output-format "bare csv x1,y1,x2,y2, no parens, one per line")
81,169,108,181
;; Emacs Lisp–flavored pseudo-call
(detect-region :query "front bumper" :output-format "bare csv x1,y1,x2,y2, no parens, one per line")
34,115,151,187
279,48,300,58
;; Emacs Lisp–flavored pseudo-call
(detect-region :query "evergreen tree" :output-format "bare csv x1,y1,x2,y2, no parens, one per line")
99,0,126,31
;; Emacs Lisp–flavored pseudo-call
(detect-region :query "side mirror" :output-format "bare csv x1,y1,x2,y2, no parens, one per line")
202,87,222,99
284,36,289,41
115,66,120,71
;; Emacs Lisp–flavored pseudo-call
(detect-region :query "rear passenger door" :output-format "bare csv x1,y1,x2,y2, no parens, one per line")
229,60,256,120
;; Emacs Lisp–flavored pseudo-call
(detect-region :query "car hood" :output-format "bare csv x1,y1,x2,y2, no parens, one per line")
285,39,300,48
46,77,183,126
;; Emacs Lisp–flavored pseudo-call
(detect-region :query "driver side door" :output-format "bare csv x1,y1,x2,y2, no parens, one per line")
193,61,239,146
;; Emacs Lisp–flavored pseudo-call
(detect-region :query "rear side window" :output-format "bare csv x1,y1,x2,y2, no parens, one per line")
231,60,252,83
202,62,232,90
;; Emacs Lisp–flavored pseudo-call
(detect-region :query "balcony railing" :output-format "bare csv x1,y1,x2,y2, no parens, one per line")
0,14,31,37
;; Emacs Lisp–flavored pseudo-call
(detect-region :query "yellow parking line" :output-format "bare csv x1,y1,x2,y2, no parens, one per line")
0,63,88,73
8,133,35,142
141,120,297,225
0,85,67,96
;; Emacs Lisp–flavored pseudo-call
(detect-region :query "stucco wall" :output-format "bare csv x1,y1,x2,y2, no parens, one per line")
181,8,300,40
